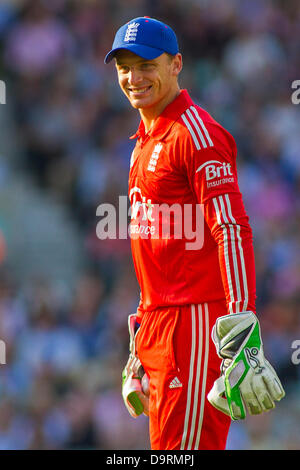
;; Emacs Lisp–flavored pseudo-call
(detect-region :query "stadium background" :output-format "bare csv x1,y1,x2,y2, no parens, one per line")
0,0,299,450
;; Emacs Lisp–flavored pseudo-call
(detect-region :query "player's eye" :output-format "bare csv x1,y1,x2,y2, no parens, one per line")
117,65,130,73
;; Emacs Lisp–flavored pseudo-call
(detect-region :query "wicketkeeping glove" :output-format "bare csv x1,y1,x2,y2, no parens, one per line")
207,311,285,420
122,314,149,418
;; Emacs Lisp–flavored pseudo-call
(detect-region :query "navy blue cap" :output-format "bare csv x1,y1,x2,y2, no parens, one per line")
104,16,179,64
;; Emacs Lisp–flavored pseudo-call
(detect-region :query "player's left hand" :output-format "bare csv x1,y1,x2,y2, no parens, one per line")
122,354,149,417
122,314,149,418
207,311,285,420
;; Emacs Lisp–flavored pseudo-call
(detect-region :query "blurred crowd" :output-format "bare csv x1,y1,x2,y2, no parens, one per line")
0,0,299,450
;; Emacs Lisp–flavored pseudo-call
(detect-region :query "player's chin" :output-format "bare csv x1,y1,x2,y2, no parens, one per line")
129,97,154,109
131,93,160,110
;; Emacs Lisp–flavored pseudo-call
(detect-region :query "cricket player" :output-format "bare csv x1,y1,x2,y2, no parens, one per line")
104,17,285,450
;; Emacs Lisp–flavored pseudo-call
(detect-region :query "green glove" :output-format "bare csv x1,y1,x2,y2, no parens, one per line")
122,314,149,418
122,355,148,417
207,311,285,420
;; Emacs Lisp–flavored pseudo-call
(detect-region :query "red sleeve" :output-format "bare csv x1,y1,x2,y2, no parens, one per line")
204,192,257,314
180,122,257,314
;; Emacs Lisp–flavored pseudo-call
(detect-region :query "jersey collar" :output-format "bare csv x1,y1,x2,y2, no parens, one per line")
130,89,194,141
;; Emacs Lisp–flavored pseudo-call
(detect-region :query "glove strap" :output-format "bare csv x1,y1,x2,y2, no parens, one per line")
207,376,242,419
128,313,141,357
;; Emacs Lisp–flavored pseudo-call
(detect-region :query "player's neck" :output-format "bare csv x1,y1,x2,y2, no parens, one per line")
139,86,181,134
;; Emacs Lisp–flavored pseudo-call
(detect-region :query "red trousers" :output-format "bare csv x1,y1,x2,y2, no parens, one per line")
136,301,231,450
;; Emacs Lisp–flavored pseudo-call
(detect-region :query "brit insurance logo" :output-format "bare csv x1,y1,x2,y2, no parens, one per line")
196,160,235,188
124,22,140,42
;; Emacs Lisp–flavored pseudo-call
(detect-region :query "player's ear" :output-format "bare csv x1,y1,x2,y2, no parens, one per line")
171,53,183,77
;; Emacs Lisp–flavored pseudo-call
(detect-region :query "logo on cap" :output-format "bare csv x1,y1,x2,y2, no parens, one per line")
124,22,140,42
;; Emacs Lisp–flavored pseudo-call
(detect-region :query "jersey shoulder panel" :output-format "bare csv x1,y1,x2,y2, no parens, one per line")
183,104,236,152
170,104,240,203
169,103,236,159
178,104,215,152
168,103,236,171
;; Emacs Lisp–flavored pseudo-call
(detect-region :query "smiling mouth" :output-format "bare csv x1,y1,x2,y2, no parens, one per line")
128,86,152,95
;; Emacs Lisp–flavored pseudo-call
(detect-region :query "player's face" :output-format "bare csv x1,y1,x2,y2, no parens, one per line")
115,50,182,114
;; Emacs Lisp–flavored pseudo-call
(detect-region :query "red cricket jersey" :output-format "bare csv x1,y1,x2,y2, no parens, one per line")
128,90,256,317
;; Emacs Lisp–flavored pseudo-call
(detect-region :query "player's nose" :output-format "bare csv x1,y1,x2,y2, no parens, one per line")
127,67,143,86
